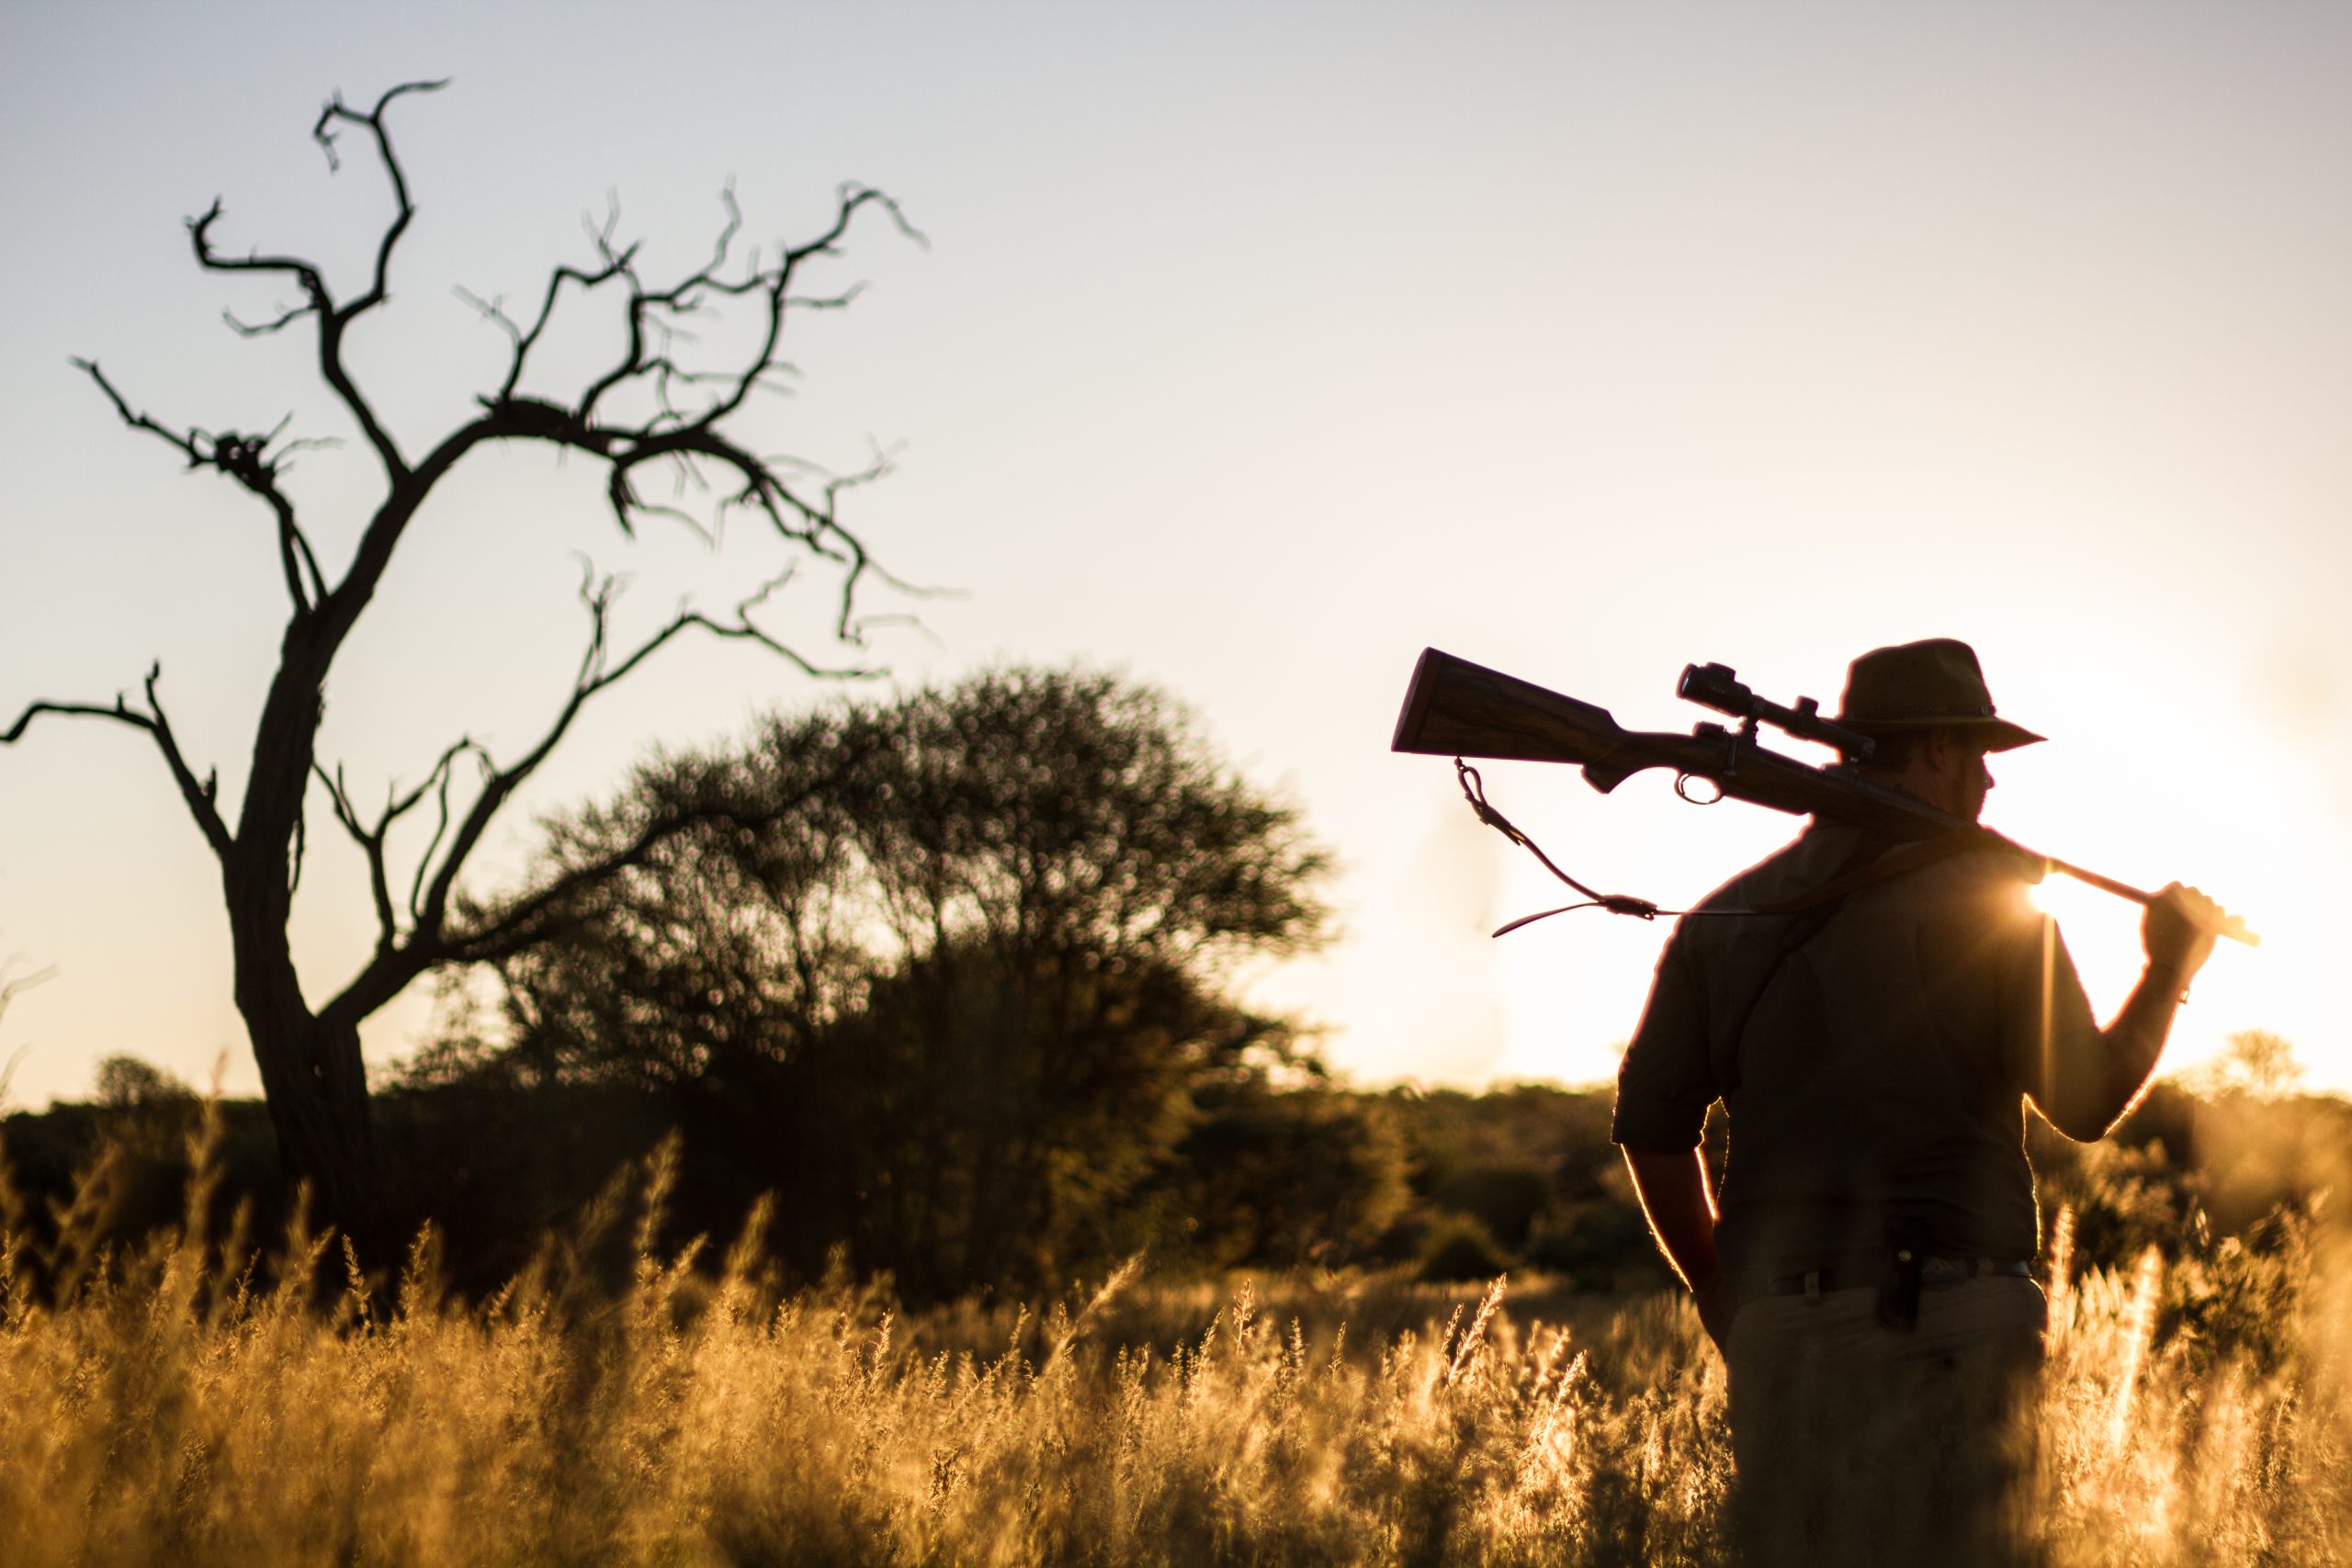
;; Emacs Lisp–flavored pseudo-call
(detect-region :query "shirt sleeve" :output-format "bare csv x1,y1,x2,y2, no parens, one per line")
1611,924,1719,1151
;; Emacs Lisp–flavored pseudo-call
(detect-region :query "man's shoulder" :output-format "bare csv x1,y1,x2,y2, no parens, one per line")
1684,824,2042,925
1690,822,1864,911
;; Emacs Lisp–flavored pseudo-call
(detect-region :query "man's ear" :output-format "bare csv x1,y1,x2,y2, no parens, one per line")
1919,726,1960,775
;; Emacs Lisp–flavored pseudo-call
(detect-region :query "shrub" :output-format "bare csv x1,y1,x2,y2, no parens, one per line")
1417,1213,1511,1282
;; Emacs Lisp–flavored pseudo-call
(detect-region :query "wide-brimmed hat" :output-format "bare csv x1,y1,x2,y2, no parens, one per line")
1834,638,2044,752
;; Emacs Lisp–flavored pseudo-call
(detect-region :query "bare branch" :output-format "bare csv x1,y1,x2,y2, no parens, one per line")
451,284,523,352
782,283,868,311
224,300,316,337
405,570,616,938
4,667,232,860
409,745,490,923
139,664,232,859
188,84,448,483
404,563,874,946
479,256,632,402
389,739,490,836
74,359,328,614
187,198,334,299
315,761,363,833
564,183,906,435
432,175,938,662
313,761,392,942
624,500,716,546
74,356,207,466
3,695,147,743
0,962,59,1032
312,736,490,951
313,80,448,322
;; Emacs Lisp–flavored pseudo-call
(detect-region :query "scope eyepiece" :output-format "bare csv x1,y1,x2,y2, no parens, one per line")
1678,662,1754,717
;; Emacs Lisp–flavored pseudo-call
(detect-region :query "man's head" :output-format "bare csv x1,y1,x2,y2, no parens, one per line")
1835,638,2041,822
1858,725,1998,819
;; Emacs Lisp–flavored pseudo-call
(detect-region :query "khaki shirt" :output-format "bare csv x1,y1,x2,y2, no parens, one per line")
1611,820,2118,1292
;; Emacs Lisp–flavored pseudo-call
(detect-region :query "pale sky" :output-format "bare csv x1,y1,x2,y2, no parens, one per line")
3,3,2346,1109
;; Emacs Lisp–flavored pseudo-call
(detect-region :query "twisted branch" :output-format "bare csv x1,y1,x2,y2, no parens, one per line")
312,737,491,951
3,665,232,858
74,359,327,612
187,80,446,481
443,178,933,643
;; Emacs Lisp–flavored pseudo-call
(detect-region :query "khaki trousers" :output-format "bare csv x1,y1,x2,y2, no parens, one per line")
1724,1275,2046,1568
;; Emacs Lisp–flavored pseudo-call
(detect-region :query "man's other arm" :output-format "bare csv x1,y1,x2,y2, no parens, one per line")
1613,929,1734,1349
2030,881,2223,1140
1623,1145,1733,1349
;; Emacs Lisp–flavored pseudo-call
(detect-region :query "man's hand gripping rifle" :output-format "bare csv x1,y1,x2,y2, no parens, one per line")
1391,648,2256,947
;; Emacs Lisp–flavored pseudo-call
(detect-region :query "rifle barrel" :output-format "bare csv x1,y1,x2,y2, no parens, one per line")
1989,837,2261,948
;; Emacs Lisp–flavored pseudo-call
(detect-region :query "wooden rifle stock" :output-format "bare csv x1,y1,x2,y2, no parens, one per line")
1393,648,2258,946
1393,648,1951,829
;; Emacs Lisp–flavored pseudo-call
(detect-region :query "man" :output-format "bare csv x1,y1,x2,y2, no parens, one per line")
1611,637,2222,1566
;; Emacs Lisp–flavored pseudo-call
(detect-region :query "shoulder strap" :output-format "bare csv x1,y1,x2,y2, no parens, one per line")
1457,756,1981,937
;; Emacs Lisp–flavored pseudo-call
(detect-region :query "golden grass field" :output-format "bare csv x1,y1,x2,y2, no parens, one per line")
3,1127,2346,1566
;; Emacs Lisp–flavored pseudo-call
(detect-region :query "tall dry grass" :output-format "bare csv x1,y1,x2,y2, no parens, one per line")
1,1116,2344,1566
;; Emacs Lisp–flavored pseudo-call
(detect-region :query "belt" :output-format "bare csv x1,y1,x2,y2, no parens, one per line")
1768,1256,2031,1298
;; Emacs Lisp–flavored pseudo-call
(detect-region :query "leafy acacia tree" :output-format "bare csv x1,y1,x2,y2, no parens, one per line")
0,83,921,1239
461,668,1331,1294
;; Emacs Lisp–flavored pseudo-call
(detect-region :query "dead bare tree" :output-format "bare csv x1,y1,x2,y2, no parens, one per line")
1,81,925,1242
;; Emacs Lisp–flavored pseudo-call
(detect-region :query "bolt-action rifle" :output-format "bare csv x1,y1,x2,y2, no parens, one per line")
1391,647,2256,946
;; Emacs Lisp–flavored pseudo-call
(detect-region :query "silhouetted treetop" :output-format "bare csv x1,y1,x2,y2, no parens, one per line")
438,666,1331,1292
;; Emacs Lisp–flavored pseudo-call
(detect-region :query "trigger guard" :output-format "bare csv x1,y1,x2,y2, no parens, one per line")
1675,772,1724,806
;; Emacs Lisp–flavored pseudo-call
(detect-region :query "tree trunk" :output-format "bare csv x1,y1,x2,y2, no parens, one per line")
231,919,379,1252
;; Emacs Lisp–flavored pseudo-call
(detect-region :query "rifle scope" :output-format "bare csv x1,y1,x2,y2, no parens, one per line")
1678,662,1878,761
